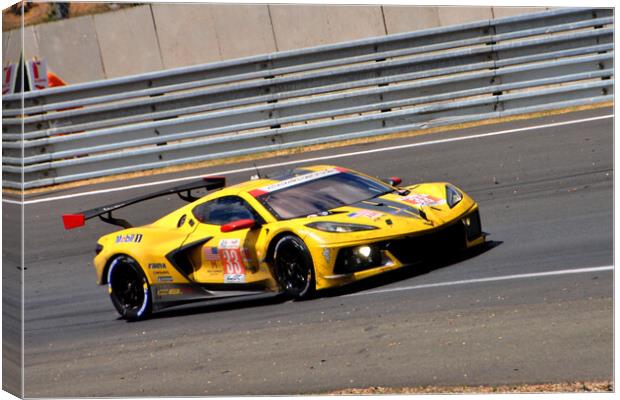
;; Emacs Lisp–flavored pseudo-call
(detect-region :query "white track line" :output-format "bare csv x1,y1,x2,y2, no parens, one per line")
6,114,613,206
347,265,613,297
2,198,21,205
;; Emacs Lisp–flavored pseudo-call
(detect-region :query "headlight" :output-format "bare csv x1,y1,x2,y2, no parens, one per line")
334,245,383,274
306,221,378,233
446,184,463,208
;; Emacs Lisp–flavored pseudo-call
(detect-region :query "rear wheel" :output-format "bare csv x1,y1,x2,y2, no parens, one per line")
107,255,152,321
273,235,315,299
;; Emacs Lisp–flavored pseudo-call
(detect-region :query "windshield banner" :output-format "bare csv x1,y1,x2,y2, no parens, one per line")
249,167,345,196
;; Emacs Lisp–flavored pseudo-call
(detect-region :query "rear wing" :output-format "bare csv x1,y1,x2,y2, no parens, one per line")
62,177,225,230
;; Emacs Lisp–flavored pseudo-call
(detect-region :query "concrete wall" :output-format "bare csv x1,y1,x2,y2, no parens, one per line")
209,4,277,60
383,6,442,33
2,4,550,84
151,3,221,69
437,6,495,26
37,15,104,82
2,30,11,61
270,5,386,51
4,25,40,66
492,7,549,19
93,6,163,78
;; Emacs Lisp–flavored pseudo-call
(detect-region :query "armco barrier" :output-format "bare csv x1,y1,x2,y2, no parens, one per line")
1,8,614,189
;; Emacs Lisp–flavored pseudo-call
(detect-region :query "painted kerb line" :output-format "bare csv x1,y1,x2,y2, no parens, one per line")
5,113,613,206
347,265,613,297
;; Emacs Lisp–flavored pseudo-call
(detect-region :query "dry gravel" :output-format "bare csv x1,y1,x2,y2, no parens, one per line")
330,381,613,394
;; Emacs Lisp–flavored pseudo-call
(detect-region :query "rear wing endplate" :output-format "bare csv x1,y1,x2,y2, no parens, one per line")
62,176,225,230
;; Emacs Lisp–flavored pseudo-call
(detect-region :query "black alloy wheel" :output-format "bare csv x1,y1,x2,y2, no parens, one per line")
107,255,152,321
273,235,316,299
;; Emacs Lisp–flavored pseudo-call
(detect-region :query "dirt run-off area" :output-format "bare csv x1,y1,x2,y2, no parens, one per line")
330,381,613,394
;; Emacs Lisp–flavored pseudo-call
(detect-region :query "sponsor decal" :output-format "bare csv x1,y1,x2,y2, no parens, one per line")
399,194,445,207
115,233,143,243
220,238,241,249
148,263,166,270
157,276,174,282
250,168,343,196
153,270,169,275
157,288,181,296
219,239,246,283
206,263,222,274
347,210,383,220
224,274,245,283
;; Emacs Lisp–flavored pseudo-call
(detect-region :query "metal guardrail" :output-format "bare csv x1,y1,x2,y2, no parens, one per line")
1,8,614,189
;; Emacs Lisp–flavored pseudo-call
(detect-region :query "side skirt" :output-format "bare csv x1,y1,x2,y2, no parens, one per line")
151,283,273,312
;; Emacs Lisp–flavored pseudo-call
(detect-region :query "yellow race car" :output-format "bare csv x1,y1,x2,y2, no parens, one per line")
63,165,485,320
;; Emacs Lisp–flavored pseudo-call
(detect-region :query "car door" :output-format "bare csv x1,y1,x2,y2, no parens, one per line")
186,195,264,285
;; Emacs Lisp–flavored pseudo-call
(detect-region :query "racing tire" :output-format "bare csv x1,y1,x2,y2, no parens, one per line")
107,255,152,321
273,235,316,299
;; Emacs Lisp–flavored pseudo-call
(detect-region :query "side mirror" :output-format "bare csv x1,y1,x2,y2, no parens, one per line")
381,176,402,186
220,219,256,233
390,177,402,186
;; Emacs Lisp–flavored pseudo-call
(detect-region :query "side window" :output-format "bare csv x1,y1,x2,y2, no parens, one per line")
192,196,261,225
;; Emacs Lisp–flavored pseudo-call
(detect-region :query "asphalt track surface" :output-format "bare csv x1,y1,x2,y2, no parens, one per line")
13,108,613,396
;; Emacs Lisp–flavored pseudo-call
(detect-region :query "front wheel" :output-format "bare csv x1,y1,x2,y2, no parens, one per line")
107,255,152,321
273,235,316,299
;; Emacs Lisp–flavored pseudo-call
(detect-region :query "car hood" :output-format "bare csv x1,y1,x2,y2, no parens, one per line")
295,183,475,245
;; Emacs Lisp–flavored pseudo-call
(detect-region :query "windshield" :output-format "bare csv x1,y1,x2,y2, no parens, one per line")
255,171,393,220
